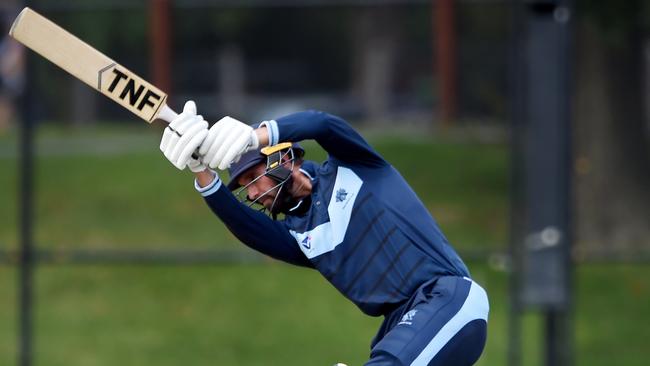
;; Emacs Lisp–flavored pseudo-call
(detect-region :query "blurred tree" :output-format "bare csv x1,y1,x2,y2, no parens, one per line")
435,0,457,125
150,0,172,95
574,0,650,256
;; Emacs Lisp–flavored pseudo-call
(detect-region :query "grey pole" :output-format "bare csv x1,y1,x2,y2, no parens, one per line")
508,1,526,365
510,1,574,366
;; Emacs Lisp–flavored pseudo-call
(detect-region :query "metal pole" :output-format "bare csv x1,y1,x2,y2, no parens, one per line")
508,0,526,363
545,309,573,366
517,1,574,366
17,1,35,365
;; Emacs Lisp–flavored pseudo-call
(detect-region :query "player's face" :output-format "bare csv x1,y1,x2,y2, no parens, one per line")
237,163,279,209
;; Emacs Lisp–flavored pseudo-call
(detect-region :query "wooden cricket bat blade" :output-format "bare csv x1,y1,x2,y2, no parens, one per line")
9,7,177,123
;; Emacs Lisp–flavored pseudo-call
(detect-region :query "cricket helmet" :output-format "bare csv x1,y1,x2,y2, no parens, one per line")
227,142,305,218
227,142,304,190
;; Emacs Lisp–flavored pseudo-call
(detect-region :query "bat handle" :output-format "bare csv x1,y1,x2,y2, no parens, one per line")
157,104,178,124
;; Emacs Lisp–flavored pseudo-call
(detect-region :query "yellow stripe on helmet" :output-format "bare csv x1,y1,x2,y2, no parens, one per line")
261,142,293,156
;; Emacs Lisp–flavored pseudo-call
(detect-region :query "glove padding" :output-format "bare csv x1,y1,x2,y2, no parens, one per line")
199,116,259,170
160,101,209,171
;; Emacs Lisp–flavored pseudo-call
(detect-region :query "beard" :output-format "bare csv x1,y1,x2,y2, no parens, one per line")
267,178,312,218
267,177,296,216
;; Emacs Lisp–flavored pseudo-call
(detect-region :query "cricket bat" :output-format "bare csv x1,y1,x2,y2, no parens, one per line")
9,7,178,124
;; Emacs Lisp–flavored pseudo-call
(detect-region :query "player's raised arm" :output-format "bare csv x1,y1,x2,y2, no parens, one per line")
194,110,386,171
265,110,387,167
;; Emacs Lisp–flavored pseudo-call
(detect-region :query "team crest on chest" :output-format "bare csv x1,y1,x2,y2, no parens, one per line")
336,188,348,202
289,167,363,259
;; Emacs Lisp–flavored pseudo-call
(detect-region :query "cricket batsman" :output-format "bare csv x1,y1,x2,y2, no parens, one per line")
160,101,489,366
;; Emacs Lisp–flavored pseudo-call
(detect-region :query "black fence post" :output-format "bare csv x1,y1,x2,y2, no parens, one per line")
510,1,574,366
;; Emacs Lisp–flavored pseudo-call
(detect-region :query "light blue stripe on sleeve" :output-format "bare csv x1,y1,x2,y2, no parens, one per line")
260,120,279,146
269,119,279,145
194,173,222,197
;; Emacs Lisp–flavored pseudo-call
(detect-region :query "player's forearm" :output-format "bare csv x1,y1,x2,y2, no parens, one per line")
270,110,385,166
201,188,313,268
194,169,216,188
255,125,269,147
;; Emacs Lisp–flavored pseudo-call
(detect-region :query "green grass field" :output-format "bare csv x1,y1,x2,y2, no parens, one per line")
1,125,649,366
0,124,508,252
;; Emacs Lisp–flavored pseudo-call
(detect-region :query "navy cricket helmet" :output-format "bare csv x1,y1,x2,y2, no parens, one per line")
227,142,304,190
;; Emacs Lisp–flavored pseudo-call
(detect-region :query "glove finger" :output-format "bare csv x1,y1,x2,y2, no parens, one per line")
175,115,204,135
208,121,243,169
164,132,180,161
183,100,197,115
180,117,207,137
167,118,195,160
176,122,208,162
198,123,219,156
169,111,194,130
204,119,237,166
173,117,192,135
160,127,173,152
213,120,249,163
200,116,235,157
170,120,207,164
179,129,208,166
218,129,252,170
174,159,186,170
169,100,198,131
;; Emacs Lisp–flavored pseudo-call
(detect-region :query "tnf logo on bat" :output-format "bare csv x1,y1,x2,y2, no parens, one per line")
98,63,163,115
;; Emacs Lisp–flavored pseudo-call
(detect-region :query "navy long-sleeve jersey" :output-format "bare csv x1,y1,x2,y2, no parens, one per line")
196,111,470,317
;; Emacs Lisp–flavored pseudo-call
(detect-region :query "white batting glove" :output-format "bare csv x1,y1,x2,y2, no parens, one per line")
199,116,259,170
186,157,208,173
160,101,209,171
